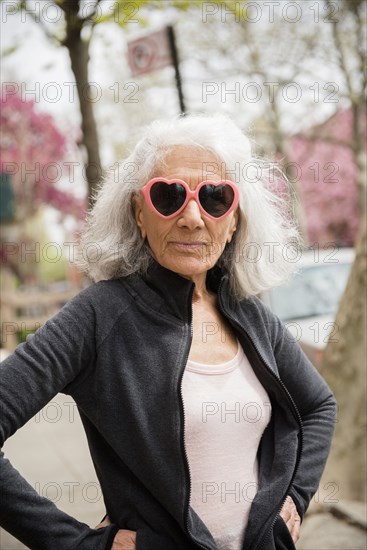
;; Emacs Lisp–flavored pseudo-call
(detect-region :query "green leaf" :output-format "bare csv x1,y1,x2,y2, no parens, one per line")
1,44,19,57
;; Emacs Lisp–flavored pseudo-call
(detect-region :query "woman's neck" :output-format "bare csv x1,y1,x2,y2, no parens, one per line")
191,276,215,303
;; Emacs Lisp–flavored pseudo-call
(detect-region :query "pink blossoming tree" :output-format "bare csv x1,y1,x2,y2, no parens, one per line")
290,109,362,247
0,93,86,221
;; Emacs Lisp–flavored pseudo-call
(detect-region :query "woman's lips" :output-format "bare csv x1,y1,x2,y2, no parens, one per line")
170,241,206,250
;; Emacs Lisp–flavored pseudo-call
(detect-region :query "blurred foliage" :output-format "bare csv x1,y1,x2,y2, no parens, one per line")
1,209,69,285
0,94,86,221
16,325,34,345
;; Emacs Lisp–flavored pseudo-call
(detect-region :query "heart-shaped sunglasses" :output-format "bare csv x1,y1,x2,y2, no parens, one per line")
140,178,239,220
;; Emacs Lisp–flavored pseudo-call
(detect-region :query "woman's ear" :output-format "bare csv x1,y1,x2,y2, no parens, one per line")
132,195,147,239
227,208,239,244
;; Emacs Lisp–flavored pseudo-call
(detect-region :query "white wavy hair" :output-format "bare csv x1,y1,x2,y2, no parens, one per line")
76,113,302,299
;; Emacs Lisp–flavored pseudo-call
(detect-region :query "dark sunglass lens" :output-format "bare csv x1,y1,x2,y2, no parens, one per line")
199,184,235,217
150,182,186,216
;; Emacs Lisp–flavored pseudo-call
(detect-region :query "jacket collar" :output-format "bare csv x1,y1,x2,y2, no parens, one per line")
129,259,230,322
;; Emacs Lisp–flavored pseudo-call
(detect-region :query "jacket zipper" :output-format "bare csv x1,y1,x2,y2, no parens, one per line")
216,283,304,550
178,281,304,550
253,360,304,550
178,284,212,550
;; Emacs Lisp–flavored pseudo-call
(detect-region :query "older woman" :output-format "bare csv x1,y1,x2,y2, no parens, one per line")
0,114,336,550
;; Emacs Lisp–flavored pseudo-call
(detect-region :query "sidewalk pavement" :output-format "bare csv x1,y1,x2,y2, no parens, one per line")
0,393,105,550
297,501,367,550
0,384,366,549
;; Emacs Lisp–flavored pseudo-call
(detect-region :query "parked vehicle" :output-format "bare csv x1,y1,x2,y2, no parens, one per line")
261,247,355,367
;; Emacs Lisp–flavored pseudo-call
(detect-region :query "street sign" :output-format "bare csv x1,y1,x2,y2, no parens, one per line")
127,28,172,77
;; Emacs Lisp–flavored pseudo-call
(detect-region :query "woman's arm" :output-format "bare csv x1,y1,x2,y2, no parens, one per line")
96,517,137,550
0,290,119,550
269,307,337,518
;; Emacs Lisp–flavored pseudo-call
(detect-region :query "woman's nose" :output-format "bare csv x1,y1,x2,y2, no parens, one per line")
176,198,205,229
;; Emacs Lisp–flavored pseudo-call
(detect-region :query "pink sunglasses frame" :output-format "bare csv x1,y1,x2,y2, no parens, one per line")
140,178,239,220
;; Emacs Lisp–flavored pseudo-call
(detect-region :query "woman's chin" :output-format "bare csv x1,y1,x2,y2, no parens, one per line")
158,254,216,279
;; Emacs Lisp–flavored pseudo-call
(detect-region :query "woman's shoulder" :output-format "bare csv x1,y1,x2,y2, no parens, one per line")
61,277,136,322
79,276,128,297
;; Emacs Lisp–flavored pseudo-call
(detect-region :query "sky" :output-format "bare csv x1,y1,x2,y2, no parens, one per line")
1,1,345,133
1,0,355,242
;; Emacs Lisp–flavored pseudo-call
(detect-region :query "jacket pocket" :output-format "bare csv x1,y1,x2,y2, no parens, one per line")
136,526,177,550
273,515,296,550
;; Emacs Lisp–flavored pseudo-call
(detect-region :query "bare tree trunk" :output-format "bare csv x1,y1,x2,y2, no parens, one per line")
320,2,367,500
22,0,103,206
320,212,367,502
62,2,102,207
352,102,367,217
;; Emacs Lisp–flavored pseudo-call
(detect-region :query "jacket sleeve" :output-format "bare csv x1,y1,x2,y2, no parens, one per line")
268,306,337,518
0,289,119,550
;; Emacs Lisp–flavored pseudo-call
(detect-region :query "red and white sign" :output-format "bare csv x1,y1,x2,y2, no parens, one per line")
127,28,172,77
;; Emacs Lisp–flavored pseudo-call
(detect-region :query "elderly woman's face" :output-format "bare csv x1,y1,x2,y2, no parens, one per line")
134,146,238,280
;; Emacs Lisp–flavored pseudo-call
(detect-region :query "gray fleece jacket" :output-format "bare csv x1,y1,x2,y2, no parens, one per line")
0,261,336,550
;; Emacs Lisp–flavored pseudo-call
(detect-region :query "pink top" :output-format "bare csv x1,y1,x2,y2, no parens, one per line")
182,342,271,550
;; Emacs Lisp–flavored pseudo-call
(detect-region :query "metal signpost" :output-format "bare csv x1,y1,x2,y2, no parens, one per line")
127,25,186,115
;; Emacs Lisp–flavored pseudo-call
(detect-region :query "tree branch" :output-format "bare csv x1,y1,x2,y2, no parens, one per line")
79,0,103,25
325,0,355,101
